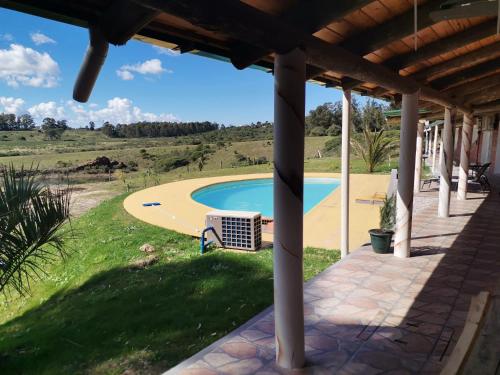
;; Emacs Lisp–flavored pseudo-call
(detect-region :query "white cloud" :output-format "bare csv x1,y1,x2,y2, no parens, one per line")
66,97,178,125
116,58,170,80
0,44,59,88
152,45,180,56
0,33,14,42
30,32,56,45
0,96,25,114
28,101,64,120
116,69,134,80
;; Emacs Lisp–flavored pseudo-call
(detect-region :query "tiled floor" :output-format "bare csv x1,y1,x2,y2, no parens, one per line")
166,183,500,375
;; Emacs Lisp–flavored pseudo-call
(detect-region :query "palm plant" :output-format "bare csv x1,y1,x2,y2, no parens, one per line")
0,165,71,295
351,126,397,173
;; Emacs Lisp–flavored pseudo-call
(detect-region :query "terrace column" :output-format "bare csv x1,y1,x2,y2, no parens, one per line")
438,107,455,218
414,121,424,194
273,48,305,370
394,91,419,258
425,128,429,155
432,125,439,174
341,89,351,258
458,113,473,200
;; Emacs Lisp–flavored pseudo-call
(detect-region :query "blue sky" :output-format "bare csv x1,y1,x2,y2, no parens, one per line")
0,7,377,127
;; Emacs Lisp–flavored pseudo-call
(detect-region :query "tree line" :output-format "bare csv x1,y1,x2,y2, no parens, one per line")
100,121,219,138
305,98,387,136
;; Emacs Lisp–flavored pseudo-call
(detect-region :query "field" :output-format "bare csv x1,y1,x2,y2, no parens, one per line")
0,129,398,192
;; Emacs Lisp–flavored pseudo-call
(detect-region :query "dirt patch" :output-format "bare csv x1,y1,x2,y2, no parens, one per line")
68,183,120,217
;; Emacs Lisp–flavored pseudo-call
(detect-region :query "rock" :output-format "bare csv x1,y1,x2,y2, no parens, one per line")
129,255,159,270
140,243,155,253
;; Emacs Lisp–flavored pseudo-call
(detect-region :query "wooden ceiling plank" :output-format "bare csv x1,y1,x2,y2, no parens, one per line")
386,19,497,70
445,72,500,98
229,0,374,70
412,42,500,82
338,1,443,57
431,56,500,90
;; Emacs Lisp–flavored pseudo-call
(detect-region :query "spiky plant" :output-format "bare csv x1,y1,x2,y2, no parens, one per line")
0,165,71,295
380,194,396,231
351,126,397,173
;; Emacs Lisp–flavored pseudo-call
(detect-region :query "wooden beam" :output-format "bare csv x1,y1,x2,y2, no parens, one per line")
339,1,443,57
463,86,500,106
472,99,500,113
387,19,497,71
99,0,159,45
136,0,468,112
430,56,500,91
445,72,500,99
412,42,500,83
230,0,373,70
373,41,500,97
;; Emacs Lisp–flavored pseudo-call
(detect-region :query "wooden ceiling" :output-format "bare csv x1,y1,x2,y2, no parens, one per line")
3,0,500,117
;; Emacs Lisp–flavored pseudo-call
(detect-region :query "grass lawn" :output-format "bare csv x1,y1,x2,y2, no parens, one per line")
0,194,340,375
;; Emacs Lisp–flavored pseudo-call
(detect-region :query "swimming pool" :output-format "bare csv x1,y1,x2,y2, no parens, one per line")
191,178,340,217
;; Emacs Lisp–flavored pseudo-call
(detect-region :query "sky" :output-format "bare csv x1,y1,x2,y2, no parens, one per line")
0,7,376,127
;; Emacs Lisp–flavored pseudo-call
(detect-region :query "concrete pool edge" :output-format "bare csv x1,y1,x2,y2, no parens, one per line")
123,173,391,249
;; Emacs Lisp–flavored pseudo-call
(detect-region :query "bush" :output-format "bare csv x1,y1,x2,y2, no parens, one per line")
323,136,341,156
155,156,190,172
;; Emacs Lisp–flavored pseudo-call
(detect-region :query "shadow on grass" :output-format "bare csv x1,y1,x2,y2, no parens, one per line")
0,253,275,374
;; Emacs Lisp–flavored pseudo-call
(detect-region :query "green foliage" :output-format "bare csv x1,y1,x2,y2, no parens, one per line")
351,126,397,173
305,98,382,136
0,165,71,295
380,194,396,231
0,195,339,373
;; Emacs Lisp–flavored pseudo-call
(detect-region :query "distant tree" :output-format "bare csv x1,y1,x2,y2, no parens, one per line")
362,99,387,131
17,114,35,130
306,102,338,136
42,117,66,140
100,122,116,137
89,121,95,131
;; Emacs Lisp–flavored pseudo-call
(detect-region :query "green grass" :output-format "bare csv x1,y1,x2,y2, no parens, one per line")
0,195,340,374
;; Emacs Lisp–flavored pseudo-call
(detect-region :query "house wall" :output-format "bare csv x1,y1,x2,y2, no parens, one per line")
493,128,500,174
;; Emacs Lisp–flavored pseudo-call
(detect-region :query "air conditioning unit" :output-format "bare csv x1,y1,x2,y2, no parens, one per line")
206,210,262,251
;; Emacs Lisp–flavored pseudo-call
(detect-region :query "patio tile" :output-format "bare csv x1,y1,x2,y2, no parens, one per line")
168,191,500,374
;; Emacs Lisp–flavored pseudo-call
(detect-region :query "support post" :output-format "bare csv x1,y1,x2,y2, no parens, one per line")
273,48,305,370
438,107,455,217
414,121,424,194
341,89,351,259
395,91,419,258
458,113,473,200
432,125,439,174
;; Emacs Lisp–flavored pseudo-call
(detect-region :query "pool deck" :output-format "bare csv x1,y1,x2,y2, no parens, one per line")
164,182,500,374
124,173,390,249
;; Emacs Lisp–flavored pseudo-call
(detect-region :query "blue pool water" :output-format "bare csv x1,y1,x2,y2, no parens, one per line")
192,178,340,217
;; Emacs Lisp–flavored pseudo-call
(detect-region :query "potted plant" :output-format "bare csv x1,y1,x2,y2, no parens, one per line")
369,194,396,254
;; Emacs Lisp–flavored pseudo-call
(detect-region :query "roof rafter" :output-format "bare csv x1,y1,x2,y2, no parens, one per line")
338,1,443,57
430,56,500,91
230,0,373,70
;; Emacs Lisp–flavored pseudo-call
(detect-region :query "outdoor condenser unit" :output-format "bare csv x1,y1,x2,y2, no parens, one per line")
205,210,262,251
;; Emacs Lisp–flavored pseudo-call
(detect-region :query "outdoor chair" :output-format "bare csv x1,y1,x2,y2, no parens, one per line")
421,177,440,190
469,162,491,192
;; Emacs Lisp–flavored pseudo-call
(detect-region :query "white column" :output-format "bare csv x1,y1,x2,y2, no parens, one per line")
341,89,351,259
432,125,439,174
425,129,429,155
458,113,473,200
273,48,305,370
394,91,419,258
438,107,455,218
414,121,424,194
428,134,433,164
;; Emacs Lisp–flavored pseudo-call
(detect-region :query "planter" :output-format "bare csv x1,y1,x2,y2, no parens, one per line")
369,229,394,254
